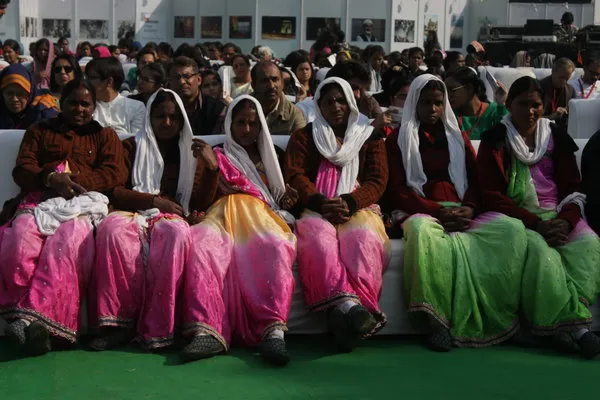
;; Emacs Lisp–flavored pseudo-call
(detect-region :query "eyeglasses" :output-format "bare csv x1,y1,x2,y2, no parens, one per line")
446,85,466,93
138,76,156,84
53,66,74,74
169,73,198,82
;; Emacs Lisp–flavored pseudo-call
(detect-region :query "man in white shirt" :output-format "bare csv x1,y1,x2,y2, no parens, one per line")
86,57,145,136
568,53,600,100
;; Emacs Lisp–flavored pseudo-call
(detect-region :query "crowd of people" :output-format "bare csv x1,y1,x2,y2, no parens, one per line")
1,23,600,367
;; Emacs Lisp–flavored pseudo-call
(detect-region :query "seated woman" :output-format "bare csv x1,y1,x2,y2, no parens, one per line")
200,70,225,102
0,64,58,129
30,38,55,92
128,63,166,105
3,39,27,65
284,51,316,98
386,74,528,352
181,95,298,366
0,79,126,355
477,76,600,359
49,54,83,109
90,89,219,351
285,77,390,352
446,67,507,140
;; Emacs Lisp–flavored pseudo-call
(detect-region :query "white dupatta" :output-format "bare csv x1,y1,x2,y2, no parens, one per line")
397,74,468,199
311,77,374,196
131,88,197,215
223,95,294,224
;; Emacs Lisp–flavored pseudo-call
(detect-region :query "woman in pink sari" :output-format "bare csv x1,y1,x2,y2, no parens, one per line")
285,77,390,352
89,89,219,351
30,38,55,92
181,95,298,366
0,79,126,356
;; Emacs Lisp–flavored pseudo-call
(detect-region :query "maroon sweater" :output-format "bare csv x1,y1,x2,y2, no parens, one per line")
111,137,219,213
385,128,480,218
284,124,388,215
476,123,582,230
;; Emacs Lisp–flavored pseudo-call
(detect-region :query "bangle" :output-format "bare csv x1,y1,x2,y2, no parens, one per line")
45,172,57,187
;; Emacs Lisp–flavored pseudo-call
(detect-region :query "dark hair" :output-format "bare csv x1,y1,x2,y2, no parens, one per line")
386,51,404,68
3,39,20,54
364,45,385,62
446,66,488,102
139,62,166,87
408,47,424,58
584,51,600,67
380,69,412,104
506,76,544,107
443,51,463,71
169,56,199,75
561,12,574,25
118,38,132,49
150,90,184,127
174,43,191,58
34,38,50,60
176,46,210,71
316,82,344,106
201,69,221,84
144,42,158,51
60,78,97,109
58,37,69,44
251,61,281,82
78,41,91,52
326,60,371,86
223,42,241,54
421,79,446,95
136,48,156,64
231,54,251,67
85,57,125,90
283,51,314,87
108,45,118,54
49,54,83,92
231,98,258,120
158,42,173,58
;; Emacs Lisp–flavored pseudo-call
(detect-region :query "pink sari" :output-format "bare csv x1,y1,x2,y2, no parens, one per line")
0,171,95,343
93,211,191,350
295,160,390,335
182,149,296,347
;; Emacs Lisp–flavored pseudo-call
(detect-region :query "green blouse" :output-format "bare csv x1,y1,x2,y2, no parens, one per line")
458,102,508,140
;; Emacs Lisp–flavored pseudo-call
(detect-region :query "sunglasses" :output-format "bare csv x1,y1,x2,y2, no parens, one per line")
53,66,74,74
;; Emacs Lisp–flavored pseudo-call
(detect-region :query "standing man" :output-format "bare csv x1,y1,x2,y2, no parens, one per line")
167,56,225,135
251,61,306,135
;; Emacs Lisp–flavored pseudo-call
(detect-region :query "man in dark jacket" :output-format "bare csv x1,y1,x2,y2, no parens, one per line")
167,56,225,135
538,57,575,128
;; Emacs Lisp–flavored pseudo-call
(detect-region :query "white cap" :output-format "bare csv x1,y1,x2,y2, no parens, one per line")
363,19,373,26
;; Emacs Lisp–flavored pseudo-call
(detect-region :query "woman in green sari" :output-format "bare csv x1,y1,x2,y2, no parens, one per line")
477,76,600,360
446,67,507,140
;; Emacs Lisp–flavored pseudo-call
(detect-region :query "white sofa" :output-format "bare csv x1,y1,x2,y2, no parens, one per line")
0,131,598,336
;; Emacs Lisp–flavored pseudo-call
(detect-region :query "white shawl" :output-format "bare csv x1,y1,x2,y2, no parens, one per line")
312,77,374,196
502,115,587,215
223,95,294,224
397,74,468,199
501,114,552,165
131,88,197,215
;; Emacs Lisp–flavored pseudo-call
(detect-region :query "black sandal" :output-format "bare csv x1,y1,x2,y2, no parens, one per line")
180,335,225,363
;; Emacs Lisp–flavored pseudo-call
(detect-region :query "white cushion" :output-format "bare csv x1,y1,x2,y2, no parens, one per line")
568,99,600,139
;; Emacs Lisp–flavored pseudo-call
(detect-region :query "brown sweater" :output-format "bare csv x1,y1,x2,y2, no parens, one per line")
284,123,388,215
13,117,127,194
110,137,219,212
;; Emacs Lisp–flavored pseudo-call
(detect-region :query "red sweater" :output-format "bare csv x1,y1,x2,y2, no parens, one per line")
476,123,582,230
384,128,480,218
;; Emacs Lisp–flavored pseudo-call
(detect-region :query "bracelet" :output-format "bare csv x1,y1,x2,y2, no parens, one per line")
45,172,57,187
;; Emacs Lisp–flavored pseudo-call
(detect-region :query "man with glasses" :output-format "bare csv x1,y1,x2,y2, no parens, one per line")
86,57,146,135
167,56,225,135
569,52,600,100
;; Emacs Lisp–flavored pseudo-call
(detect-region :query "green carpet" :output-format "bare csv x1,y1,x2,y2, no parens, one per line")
1,335,598,400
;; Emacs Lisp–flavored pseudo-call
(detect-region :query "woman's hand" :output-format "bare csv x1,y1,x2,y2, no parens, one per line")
47,173,87,200
152,196,184,216
279,184,299,210
371,112,393,131
537,218,570,247
187,210,206,225
322,197,350,225
439,206,473,233
191,139,219,171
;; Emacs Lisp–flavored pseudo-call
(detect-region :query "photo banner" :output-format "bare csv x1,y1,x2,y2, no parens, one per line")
136,0,168,44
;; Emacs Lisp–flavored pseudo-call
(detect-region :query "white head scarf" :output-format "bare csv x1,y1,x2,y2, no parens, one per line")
312,77,375,196
398,73,468,199
132,88,197,215
223,95,294,224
